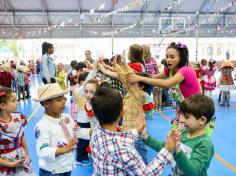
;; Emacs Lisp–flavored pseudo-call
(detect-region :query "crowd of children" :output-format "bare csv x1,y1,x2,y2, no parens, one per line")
0,41,235,176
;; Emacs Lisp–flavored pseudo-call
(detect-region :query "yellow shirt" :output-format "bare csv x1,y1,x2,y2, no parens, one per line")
56,70,66,90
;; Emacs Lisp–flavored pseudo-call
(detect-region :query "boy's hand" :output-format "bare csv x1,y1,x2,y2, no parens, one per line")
64,137,78,153
165,129,181,152
9,159,25,168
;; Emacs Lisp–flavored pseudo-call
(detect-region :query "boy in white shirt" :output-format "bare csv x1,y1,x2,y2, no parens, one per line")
33,83,78,176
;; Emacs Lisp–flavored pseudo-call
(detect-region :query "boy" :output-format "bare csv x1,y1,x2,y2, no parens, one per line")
143,94,215,176
33,83,78,175
90,87,179,175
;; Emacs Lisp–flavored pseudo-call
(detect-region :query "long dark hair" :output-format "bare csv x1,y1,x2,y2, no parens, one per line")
42,42,53,55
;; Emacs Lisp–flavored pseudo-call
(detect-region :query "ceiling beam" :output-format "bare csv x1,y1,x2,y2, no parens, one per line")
41,0,50,27
0,9,235,15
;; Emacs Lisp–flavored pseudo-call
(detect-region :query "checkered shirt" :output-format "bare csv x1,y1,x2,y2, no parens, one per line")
220,67,234,85
16,72,25,86
145,58,159,76
109,78,126,98
114,64,145,131
91,126,173,176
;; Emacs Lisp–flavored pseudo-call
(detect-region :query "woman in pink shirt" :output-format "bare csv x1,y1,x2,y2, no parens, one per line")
127,42,201,126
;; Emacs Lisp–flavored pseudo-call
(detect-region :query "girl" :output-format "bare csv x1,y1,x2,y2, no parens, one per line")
40,42,56,84
219,61,235,106
128,44,146,73
142,44,159,76
74,66,98,166
0,87,34,175
56,63,66,90
201,60,217,98
127,42,200,126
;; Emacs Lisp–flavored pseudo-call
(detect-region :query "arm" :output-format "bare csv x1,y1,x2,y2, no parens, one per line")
174,141,214,175
0,158,24,168
22,137,29,156
152,70,168,79
99,64,118,78
144,136,165,152
127,72,184,88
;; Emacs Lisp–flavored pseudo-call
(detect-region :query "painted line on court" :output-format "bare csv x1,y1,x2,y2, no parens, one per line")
157,111,236,173
27,105,41,122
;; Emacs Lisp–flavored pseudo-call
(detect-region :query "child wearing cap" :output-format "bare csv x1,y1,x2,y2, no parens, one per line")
33,83,78,175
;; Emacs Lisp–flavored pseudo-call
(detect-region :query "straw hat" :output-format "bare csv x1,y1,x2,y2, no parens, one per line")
32,83,69,102
0,64,11,72
221,61,233,68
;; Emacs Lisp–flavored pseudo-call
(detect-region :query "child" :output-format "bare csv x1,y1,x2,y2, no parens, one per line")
143,94,215,176
33,83,78,175
56,63,66,90
0,64,13,88
73,67,98,166
142,44,159,76
90,86,178,175
70,62,87,121
128,44,146,73
24,69,32,99
137,72,155,120
219,61,235,106
16,65,26,101
201,60,217,98
0,87,34,175
127,42,200,126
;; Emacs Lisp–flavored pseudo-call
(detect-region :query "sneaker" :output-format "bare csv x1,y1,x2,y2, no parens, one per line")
76,159,92,166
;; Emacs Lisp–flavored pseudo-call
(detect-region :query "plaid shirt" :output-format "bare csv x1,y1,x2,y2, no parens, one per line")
16,72,25,86
91,126,173,176
145,58,159,76
109,78,126,98
0,71,13,88
220,67,234,85
114,64,145,131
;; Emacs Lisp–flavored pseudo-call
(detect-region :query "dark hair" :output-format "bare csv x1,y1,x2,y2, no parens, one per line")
91,87,123,125
102,58,110,65
180,94,215,124
0,87,13,110
167,42,189,68
85,50,91,54
78,71,89,84
129,44,145,65
136,72,151,93
209,60,216,71
161,59,167,67
71,60,78,69
201,59,207,65
42,42,53,55
76,62,86,71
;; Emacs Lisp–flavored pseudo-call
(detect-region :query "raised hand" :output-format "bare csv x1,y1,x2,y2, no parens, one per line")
165,129,181,152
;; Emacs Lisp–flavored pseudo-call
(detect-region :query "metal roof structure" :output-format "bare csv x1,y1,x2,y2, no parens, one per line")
0,0,236,39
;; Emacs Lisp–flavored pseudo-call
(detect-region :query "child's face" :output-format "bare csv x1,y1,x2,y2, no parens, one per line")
166,48,181,70
1,93,18,113
57,64,64,72
84,83,97,101
44,96,66,116
180,113,206,133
